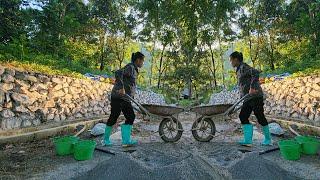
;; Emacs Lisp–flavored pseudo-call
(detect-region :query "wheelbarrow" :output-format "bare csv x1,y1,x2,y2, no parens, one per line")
190,94,259,142
125,94,185,142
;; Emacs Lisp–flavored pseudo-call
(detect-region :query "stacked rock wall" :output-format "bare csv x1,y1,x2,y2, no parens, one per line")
0,67,166,130
0,67,113,130
263,76,320,123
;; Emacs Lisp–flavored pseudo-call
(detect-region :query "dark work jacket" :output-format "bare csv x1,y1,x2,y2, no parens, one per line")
111,63,139,100
236,62,263,98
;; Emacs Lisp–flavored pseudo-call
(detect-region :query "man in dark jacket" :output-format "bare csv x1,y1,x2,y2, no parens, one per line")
104,52,145,147
229,51,272,146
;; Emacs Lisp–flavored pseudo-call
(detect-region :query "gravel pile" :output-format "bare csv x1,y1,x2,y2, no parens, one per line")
229,154,297,180
209,89,239,105
135,90,166,105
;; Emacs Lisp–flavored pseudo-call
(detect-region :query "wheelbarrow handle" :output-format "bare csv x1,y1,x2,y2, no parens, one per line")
124,94,151,116
224,94,260,115
223,94,249,115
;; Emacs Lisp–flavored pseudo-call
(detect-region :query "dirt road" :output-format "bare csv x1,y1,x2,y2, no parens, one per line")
1,114,319,180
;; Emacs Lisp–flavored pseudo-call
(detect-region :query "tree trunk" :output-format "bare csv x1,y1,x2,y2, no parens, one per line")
307,3,318,47
209,45,217,89
114,38,122,69
188,79,192,99
100,55,105,71
120,35,127,68
206,55,213,87
268,30,275,71
99,31,106,71
162,68,166,88
157,45,166,89
193,83,197,99
58,1,70,41
218,36,225,88
253,30,261,69
270,60,275,70
249,37,257,67
270,43,275,70
269,48,275,71
149,41,156,86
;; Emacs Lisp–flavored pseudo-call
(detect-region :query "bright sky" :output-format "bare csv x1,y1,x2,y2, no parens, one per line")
83,0,89,5
24,0,89,9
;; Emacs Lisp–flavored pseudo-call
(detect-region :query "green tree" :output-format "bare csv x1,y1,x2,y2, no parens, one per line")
0,0,25,44
34,0,90,57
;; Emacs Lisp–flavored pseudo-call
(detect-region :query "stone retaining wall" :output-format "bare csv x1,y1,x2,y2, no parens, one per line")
0,67,165,130
209,75,320,125
263,76,320,123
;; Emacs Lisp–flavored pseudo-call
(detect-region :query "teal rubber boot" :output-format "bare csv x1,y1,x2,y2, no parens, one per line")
103,125,113,146
261,125,272,146
121,124,137,147
238,124,253,146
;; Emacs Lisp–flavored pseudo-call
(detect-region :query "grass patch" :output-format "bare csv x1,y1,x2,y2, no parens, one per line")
261,59,320,78
0,60,85,79
0,55,111,78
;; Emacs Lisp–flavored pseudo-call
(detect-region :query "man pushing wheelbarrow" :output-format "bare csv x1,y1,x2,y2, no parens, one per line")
229,51,272,146
104,52,145,147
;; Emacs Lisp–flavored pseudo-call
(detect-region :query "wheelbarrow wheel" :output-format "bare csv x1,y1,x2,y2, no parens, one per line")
192,117,216,142
159,117,183,142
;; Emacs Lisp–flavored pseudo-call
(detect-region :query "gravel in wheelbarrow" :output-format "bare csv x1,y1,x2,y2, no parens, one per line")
141,104,184,116
190,104,233,116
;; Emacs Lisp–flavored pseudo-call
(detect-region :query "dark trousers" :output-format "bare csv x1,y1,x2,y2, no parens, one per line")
106,98,135,126
239,97,268,126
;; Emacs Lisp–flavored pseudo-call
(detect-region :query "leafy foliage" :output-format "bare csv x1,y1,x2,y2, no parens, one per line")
0,0,319,103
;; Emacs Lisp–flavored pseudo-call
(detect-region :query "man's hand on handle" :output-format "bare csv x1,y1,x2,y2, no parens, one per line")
118,88,125,95
249,88,258,94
